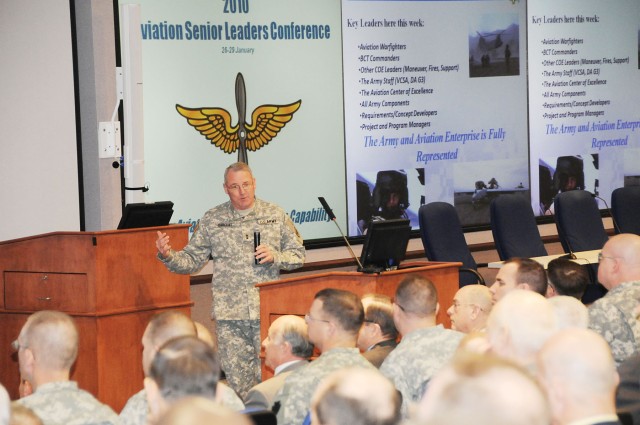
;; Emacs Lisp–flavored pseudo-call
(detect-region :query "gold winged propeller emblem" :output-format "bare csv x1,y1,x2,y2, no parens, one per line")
176,72,301,164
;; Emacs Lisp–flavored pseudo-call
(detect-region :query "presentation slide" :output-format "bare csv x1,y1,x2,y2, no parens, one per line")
119,0,346,240
118,0,639,242
342,0,528,234
528,0,640,216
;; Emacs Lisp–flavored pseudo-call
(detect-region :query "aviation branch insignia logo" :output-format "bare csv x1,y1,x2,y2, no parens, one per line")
176,72,302,164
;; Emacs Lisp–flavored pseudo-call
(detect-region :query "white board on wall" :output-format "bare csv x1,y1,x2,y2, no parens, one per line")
0,0,80,241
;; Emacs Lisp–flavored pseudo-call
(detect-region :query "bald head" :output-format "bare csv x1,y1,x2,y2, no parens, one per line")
311,367,401,425
19,311,78,372
418,353,550,425
537,329,618,423
486,290,556,369
548,296,588,330
598,234,640,290
143,311,197,375
157,396,251,425
447,285,492,333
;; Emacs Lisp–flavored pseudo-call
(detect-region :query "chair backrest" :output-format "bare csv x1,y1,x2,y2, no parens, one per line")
611,186,640,235
490,194,548,261
554,190,608,253
418,202,478,286
246,409,277,425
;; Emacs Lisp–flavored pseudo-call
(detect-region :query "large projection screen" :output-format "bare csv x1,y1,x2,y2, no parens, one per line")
118,0,640,242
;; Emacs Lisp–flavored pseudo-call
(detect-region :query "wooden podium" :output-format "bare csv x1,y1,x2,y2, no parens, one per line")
257,261,461,378
0,225,192,412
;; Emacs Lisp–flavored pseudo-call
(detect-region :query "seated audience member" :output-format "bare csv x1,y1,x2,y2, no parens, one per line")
490,257,547,303
616,353,640,425
357,294,398,368
589,234,640,366
537,329,620,425
193,322,245,412
244,315,313,411
456,331,491,355
1,384,8,425
417,353,550,425
274,288,375,425
145,336,220,423
156,397,251,425
9,405,43,425
548,295,589,329
486,290,556,372
121,313,244,425
380,275,463,414
120,311,198,425
447,285,492,333
311,367,401,425
546,257,590,299
14,311,119,425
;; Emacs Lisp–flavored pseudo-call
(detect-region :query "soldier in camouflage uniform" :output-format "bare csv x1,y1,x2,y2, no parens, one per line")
156,162,305,397
120,312,245,425
14,311,120,425
588,233,640,366
274,289,375,425
380,275,463,415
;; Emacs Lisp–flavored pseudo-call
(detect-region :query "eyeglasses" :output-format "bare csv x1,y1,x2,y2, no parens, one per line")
226,182,253,192
394,302,407,312
451,302,484,312
597,253,619,263
305,313,331,324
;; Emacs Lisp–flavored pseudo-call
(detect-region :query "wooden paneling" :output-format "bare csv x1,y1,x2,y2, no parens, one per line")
256,261,460,378
0,226,192,412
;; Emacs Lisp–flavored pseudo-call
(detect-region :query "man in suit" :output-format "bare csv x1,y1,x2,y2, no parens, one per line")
537,328,621,425
357,294,398,368
243,315,313,411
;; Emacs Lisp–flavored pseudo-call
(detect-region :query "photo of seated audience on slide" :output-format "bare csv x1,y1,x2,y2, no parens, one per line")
539,154,599,216
356,169,424,235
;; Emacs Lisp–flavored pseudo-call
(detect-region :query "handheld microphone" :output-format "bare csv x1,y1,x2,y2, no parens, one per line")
588,191,621,234
254,229,261,265
317,197,364,270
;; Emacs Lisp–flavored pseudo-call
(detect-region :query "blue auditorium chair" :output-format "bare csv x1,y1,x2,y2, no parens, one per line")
418,202,484,287
611,186,640,235
490,194,548,261
554,190,608,253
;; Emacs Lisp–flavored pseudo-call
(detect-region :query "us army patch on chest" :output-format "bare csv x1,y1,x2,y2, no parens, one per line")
257,219,278,225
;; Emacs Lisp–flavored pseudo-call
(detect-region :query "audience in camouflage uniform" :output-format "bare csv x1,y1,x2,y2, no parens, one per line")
13,311,120,425
588,233,640,366
274,288,375,425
